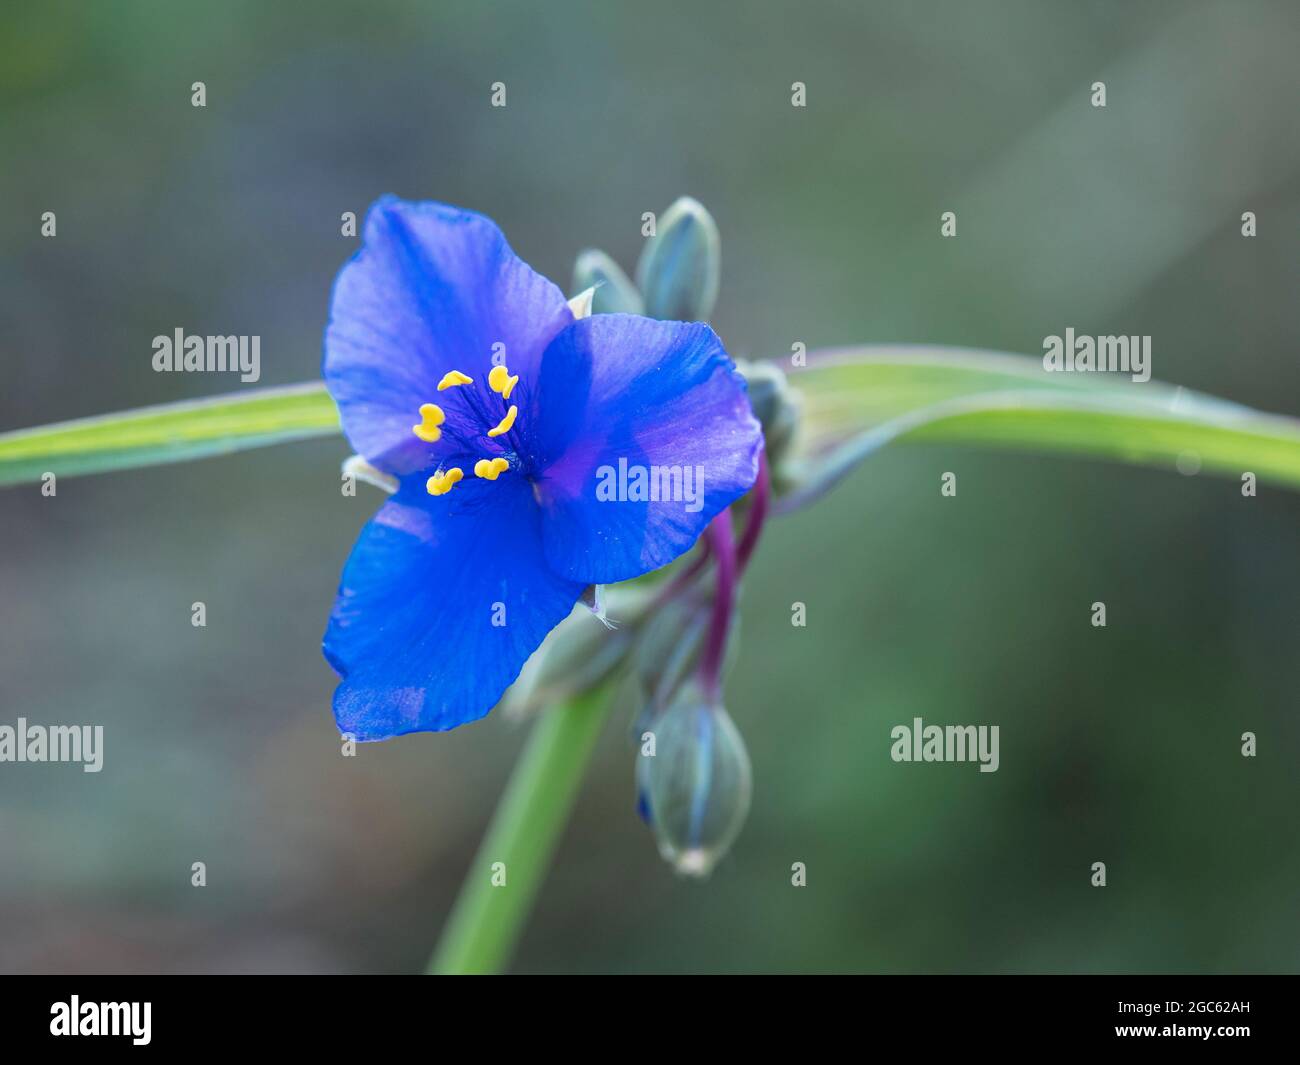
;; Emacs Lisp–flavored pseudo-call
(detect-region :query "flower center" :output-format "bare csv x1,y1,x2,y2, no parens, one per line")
410,364,523,496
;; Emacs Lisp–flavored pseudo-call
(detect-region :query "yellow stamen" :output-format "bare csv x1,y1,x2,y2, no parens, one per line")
473,457,510,481
488,365,519,400
412,403,445,443
425,466,464,496
487,404,518,438
437,370,474,391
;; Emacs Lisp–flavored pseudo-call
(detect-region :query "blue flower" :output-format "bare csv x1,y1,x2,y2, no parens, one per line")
322,197,762,740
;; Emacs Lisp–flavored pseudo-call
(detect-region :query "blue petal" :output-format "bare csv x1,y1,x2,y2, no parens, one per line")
323,480,586,739
527,315,762,585
323,196,573,476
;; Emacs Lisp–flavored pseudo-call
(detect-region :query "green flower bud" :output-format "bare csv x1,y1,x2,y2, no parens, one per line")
629,588,743,719
571,249,644,315
504,585,653,718
630,597,709,708
636,685,752,877
635,197,721,322
736,358,800,469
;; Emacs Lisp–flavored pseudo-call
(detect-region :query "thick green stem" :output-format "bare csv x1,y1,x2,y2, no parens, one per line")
427,689,612,974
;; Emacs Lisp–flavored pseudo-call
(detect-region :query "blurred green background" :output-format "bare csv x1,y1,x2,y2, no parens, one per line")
1,0,1297,973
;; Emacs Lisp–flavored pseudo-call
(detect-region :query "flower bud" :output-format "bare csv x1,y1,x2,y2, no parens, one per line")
571,249,644,315
628,590,743,721
630,597,709,708
503,585,653,718
736,359,800,469
635,197,721,322
636,687,752,877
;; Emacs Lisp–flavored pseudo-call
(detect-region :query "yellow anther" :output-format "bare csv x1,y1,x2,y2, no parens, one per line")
488,365,519,400
437,370,474,391
425,466,464,496
487,404,518,438
474,457,510,481
412,403,445,443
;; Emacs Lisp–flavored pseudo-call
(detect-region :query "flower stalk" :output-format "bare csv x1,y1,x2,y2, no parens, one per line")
427,688,612,975
737,450,771,571
699,510,737,705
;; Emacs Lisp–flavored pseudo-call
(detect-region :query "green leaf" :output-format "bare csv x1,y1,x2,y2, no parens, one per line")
0,383,341,487
4,347,1298,499
785,346,1300,503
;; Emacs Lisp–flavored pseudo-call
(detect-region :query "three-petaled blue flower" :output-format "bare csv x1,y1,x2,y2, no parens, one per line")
322,197,762,740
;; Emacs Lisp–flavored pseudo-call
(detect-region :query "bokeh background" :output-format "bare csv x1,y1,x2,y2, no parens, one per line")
1,0,1297,973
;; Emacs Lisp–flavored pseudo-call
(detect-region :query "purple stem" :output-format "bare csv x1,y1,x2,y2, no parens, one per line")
736,450,770,573
699,509,737,704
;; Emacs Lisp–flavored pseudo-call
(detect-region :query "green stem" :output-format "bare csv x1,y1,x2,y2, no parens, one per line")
427,689,612,974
